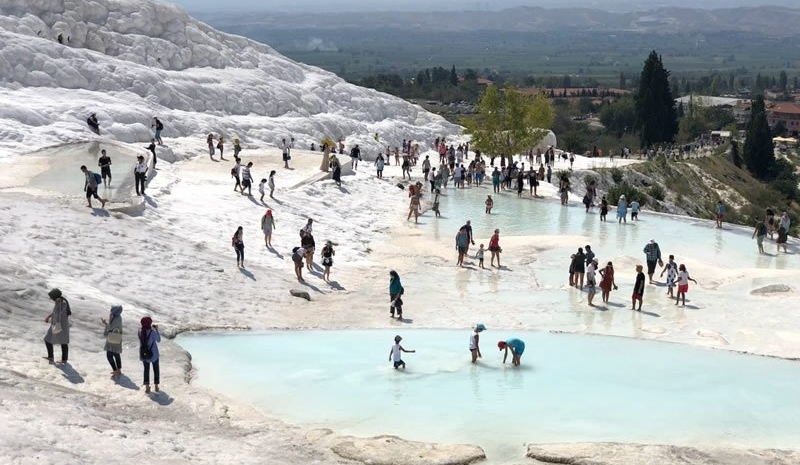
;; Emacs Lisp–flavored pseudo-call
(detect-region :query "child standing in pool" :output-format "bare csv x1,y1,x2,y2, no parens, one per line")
660,255,678,298
476,244,485,269
470,324,486,363
389,335,415,369
632,264,646,311
675,264,697,307
485,195,494,214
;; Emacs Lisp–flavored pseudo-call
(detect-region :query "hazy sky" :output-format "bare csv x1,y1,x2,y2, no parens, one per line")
170,0,783,14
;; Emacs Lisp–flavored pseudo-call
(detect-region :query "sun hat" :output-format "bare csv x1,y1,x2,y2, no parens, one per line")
48,288,62,300
497,341,507,350
475,323,487,331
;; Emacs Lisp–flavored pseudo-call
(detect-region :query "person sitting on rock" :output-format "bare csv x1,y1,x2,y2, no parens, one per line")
87,113,100,134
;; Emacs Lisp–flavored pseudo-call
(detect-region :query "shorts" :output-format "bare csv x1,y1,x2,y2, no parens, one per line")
631,211,638,219
632,292,642,301
283,152,290,161
242,179,251,188
716,213,724,220
678,284,688,293
646,260,657,274
85,187,97,199
292,253,303,264
101,167,111,179
393,360,404,368
757,235,765,245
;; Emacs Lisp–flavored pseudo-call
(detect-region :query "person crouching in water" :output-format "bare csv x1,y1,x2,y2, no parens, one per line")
498,338,525,367
389,335,415,369
470,323,486,363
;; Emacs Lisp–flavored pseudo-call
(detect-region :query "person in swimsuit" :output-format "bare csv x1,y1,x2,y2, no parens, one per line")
498,338,525,366
470,323,486,363
389,335,415,369
488,229,501,267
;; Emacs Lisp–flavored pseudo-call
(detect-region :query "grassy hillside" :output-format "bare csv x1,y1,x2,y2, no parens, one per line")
578,154,800,235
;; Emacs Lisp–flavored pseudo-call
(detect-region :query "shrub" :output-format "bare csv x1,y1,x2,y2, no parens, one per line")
648,184,666,202
583,174,598,189
609,166,624,183
607,182,647,208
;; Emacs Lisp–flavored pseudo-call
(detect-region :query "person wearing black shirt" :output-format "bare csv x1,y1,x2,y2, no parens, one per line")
98,149,112,187
145,139,157,167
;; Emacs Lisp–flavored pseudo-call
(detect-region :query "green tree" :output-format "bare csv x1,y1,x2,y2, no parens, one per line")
779,71,788,91
450,65,458,86
618,71,626,89
635,50,678,148
599,95,636,137
462,85,554,163
743,95,775,179
731,140,742,168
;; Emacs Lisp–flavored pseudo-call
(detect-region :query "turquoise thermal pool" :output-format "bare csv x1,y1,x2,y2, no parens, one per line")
177,329,800,462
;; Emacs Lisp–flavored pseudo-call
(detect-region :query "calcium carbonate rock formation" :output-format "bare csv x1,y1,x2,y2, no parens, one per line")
0,0,460,155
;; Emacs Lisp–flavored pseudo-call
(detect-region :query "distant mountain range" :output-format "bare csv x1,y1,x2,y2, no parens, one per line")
200,6,800,37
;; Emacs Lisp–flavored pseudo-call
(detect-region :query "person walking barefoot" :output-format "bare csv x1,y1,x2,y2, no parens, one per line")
101,305,123,380
321,241,335,281
261,210,275,248
632,264,646,311
488,229,502,267
232,226,244,268
389,335,415,369
138,317,161,394
485,195,494,214
389,270,404,319
598,262,618,304
586,259,598,306
44,288,71,364
675,264,698,306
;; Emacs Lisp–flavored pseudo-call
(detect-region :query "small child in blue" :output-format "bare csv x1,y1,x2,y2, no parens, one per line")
498,338,525,366
389,335,415,369
630,200,640,221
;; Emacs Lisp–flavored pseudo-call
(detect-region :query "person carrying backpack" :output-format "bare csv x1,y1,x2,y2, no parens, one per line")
151,117,164,145
80,165,106,208
44,288,71,364
138,317,161,394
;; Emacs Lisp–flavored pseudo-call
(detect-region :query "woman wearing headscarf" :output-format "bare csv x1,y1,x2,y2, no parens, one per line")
138,317,161,394
44,288,71,364
389,270,404,320
102,305,123,380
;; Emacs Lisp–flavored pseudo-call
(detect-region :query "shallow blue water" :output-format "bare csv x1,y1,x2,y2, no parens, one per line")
178,329,800,462
426,184,796,271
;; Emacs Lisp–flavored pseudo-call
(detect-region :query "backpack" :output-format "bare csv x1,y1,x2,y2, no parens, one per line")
139,331,153,360
155,121,163,130
231,167,237,177
93,172,102,185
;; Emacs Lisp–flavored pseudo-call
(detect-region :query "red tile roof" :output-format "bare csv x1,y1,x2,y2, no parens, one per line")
770,103,800,115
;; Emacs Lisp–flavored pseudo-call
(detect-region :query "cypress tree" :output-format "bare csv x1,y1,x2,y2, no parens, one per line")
743,95,774,179
635,51,678,148
450,65,458,86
